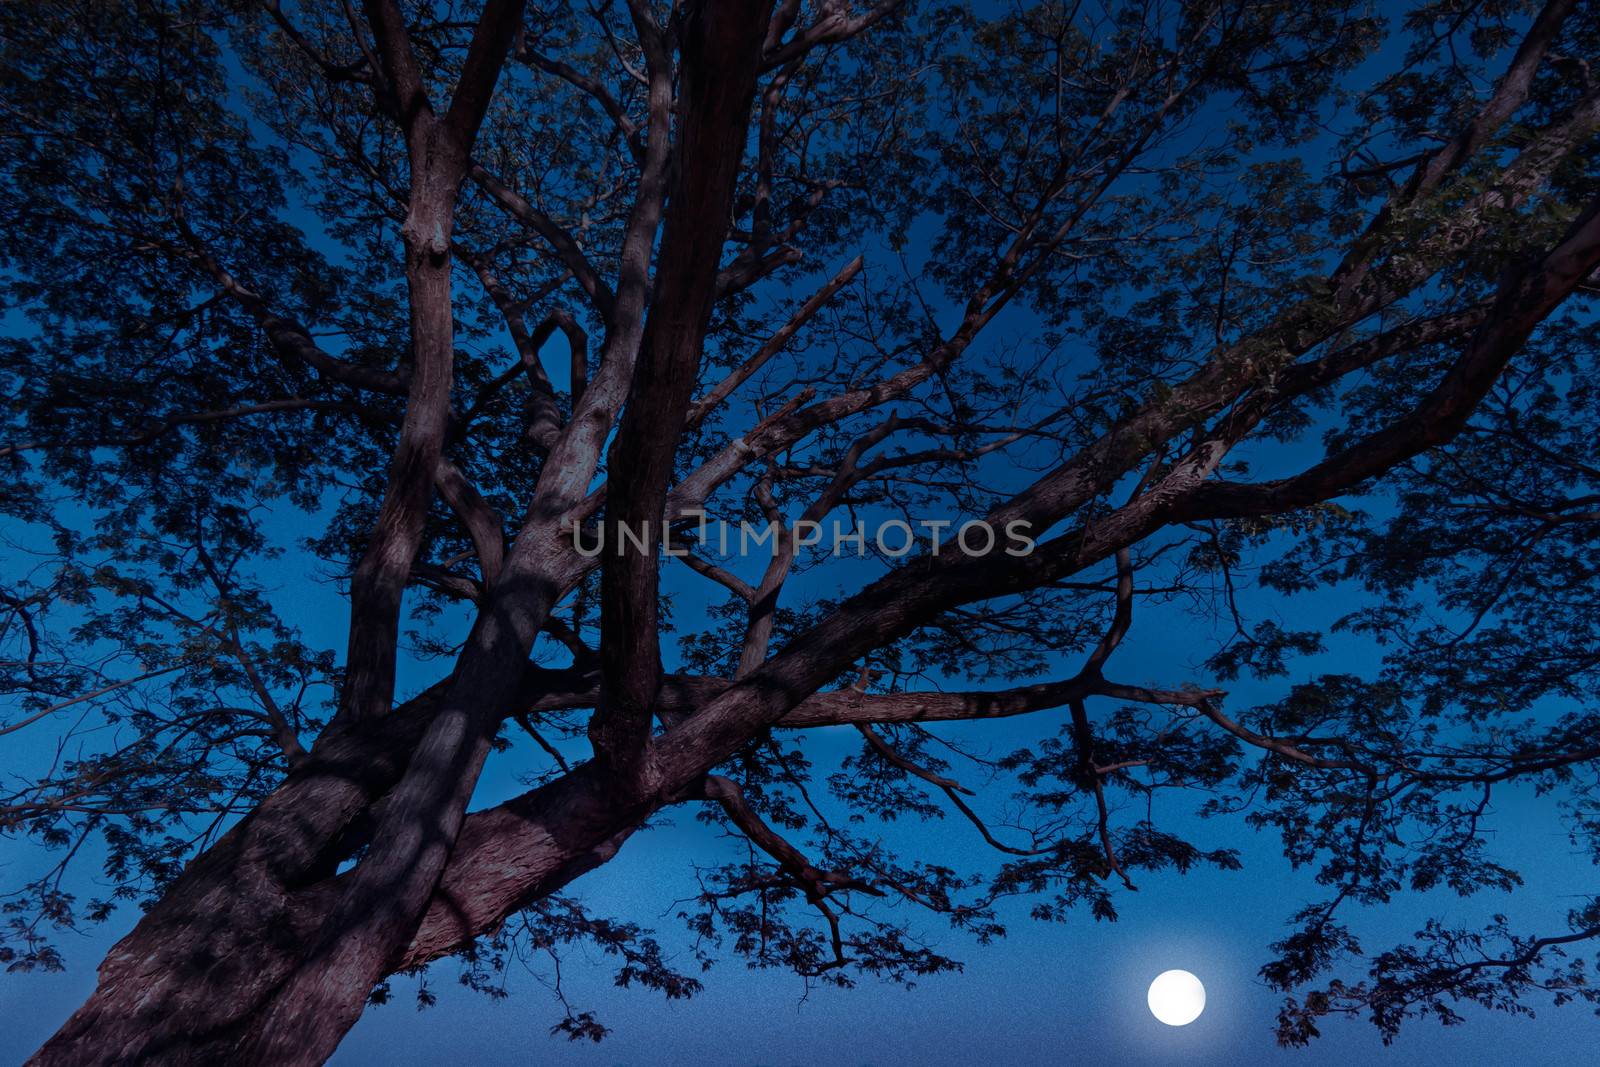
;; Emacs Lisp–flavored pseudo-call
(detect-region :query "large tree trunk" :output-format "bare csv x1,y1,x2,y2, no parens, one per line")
27,724,647,1066
26,689,448,1066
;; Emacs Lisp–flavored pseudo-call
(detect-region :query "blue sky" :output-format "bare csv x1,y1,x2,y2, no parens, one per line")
6,2,1600,1062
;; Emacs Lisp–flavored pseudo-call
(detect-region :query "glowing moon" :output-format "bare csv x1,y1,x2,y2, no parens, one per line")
1147,969,1205,1026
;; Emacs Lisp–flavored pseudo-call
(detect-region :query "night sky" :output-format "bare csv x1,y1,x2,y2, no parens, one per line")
5,3,1599,1062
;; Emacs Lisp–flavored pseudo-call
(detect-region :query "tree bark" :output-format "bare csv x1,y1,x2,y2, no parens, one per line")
594,0,779,789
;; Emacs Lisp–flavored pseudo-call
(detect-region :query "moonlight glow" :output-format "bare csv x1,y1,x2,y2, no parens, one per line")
1147,970,1206,1026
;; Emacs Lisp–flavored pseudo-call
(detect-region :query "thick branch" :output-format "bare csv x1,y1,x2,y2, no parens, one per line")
1182,198,1600,521
592,0,777,787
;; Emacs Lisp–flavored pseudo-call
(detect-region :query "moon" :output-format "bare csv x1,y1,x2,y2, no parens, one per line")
1147,969,1205,1026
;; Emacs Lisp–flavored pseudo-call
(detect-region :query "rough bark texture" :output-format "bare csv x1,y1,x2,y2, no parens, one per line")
594,0,778,789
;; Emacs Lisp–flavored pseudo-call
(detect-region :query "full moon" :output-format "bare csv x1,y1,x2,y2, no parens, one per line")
1147,969,1205,1026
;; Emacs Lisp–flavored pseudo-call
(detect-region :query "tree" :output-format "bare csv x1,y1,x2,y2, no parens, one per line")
3,0,1600,1061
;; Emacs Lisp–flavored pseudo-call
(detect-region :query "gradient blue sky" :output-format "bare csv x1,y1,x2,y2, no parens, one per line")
5,2,1599,1062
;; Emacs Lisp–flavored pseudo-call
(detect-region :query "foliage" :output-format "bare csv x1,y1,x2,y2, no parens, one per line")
3,0,1600,1056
